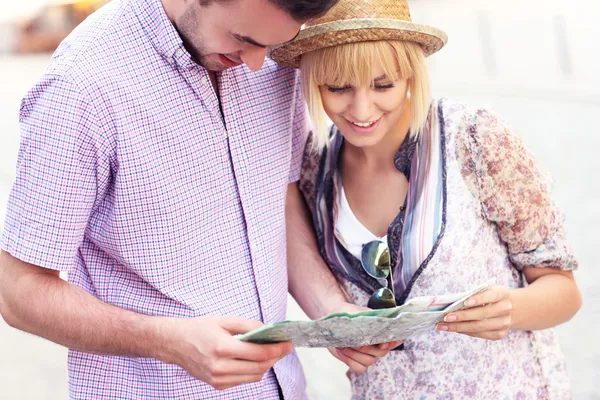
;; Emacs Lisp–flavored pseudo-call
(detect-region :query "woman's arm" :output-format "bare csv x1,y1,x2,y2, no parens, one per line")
437,107,582,339
511,267,581,330
437,268,581,339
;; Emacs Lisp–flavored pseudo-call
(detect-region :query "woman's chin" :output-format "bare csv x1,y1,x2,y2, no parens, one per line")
340,130,385,149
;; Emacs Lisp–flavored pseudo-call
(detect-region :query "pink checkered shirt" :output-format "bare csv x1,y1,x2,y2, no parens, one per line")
1,0,309,398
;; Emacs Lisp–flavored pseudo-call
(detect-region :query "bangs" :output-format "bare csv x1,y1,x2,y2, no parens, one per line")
302,40,414,87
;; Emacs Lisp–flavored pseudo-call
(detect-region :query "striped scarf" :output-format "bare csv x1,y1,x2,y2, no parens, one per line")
307,99,447,303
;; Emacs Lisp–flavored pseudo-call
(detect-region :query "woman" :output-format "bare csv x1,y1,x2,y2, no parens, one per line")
270,0,582,398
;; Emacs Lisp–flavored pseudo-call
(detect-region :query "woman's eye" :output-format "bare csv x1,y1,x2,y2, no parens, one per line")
326,86,352,93
374,83,395,91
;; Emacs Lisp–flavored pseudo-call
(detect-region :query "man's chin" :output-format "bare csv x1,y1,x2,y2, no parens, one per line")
185,52,223,72
200,56,231,72
204,64,228,72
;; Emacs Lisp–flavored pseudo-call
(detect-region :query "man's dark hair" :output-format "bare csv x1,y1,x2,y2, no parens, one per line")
271,0,339,21
200,0,339,21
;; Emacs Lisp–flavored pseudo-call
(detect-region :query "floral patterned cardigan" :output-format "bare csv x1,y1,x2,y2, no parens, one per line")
299,99,578,399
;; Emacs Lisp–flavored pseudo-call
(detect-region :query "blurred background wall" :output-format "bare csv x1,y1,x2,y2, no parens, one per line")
0,0,598,398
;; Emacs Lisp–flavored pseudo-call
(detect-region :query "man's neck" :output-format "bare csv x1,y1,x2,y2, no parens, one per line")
208,71,219,97
160,0,179,23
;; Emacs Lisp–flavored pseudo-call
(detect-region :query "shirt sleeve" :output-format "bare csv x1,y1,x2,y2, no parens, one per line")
288,71,310,184
456,107,578,271
1,73,114,272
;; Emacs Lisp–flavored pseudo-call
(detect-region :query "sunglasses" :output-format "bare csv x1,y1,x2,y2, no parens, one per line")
360,240,397,309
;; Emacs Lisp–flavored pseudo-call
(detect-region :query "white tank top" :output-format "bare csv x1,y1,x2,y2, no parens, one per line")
335,185,387,259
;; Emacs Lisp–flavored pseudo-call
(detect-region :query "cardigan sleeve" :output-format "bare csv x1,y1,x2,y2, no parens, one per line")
455,107,578,271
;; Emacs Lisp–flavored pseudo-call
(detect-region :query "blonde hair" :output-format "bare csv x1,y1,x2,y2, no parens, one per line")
300,40,431,149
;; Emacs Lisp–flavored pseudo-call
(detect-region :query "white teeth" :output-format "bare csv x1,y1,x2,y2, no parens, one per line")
351,121,376,127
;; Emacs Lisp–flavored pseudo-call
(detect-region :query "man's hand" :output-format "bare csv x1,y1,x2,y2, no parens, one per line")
0,251,292,391
161,316,293,390
326,303,403,374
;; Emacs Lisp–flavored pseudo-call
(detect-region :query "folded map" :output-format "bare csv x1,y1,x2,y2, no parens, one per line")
237,281,494,348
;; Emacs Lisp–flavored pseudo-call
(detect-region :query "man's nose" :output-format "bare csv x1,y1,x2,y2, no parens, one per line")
241,47,269,71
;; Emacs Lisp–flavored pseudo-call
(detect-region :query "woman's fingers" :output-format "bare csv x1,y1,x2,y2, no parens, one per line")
437,315,511,335
443,299,512,323
462,286,510,308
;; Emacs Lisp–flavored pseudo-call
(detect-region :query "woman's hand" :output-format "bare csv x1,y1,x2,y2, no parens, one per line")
326,302,403,374
435,285,513,340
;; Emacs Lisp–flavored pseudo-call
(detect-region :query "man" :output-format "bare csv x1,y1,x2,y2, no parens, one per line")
0,0,399,398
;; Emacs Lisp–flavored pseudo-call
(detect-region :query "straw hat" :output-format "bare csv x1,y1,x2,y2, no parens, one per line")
269,0,448,68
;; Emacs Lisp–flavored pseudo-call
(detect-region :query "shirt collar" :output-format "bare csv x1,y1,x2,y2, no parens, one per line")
131,0,194,68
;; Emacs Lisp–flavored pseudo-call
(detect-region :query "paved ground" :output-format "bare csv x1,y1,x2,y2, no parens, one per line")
0,30,598,399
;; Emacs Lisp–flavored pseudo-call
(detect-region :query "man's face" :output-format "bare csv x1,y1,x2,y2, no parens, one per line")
176,0,302,72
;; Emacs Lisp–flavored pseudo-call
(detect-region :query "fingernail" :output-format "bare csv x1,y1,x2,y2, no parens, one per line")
380,343,390,350
465,298,476,307
436,324,448,331
444,314,457,322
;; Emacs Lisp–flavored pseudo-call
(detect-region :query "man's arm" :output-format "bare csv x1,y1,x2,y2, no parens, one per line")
285,183,347,320
0,251,292,390
285,183,401,373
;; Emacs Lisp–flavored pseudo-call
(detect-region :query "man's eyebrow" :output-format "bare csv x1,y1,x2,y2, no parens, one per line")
234,34,268,48
233,29,301,49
